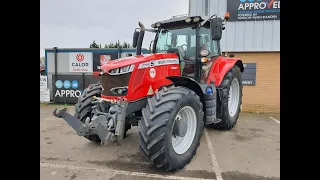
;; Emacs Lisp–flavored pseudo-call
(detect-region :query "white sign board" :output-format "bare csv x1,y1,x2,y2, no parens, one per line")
69,52,93,73
40,88,50,102
40,75,47,89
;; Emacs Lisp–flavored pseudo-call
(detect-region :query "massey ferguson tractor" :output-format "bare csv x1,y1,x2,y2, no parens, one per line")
53,13,244,171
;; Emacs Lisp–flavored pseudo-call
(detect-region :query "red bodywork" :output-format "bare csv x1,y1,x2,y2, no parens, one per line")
204,56,242,86
100,54,241,102
40,68,45,75
101,53,180,101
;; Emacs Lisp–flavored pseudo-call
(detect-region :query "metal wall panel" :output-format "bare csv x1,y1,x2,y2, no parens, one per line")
189,0,280,52
47,73,53,100
47,52,94,75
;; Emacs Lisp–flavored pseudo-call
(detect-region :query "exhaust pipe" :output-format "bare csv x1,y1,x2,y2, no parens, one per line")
136,21,145,55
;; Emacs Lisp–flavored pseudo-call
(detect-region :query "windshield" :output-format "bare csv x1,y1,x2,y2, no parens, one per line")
155,26,219,59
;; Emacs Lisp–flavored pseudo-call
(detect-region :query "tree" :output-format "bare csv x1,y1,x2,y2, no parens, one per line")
115,40,122,48
122,41,131,48
92,40,132,48
104,43,115,48
89,40,100,48
104,41,122,48
40,56,45,68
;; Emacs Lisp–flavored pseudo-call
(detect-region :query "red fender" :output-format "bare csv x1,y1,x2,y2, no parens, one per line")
207,56,244,86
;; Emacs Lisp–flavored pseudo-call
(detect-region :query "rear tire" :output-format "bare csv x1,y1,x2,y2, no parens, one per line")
74,82,102,143
138,86,204,171
208,65,243,130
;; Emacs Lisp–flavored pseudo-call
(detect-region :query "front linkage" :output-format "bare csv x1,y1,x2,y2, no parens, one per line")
53,97,128,145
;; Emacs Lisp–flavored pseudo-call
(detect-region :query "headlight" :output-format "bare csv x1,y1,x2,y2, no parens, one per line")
200,49,209,57
120,66,130,73
193,16,200,22
185,18,192,23
201,57,208,63
108,65,135,75
109,68,118,74
110,86,128,95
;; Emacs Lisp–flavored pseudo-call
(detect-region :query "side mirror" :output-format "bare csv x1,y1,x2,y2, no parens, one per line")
210,17,223,41
200,49,209,57
132,29,140,48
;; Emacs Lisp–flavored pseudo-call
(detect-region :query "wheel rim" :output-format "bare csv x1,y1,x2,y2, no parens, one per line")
171,106,197,155
228,78,240,117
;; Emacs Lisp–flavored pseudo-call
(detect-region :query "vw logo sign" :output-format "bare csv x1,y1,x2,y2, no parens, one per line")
55,80,63,89
71,80,79,89
63,80,71,89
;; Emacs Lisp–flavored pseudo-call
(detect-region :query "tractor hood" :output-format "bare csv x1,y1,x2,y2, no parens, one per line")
101,53,178,73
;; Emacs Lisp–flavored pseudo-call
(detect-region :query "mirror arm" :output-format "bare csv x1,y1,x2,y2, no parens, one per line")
145,28,157,33
201,14,217,26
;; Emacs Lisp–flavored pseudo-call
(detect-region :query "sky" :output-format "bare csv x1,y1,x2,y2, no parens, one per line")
40,0,189,57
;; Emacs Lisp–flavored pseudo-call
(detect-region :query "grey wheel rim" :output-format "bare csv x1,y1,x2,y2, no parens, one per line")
172,106,197,155
228,78,240,117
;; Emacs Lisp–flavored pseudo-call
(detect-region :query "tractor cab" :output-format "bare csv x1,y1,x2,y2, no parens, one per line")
133,13,229,82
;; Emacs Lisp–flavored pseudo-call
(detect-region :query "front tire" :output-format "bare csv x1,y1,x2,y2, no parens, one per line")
209,65,243,130
138,86,204,171
74,82,102,143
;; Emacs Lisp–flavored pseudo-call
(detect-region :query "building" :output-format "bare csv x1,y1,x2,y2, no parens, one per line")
43,0,280,113
189,0,280,113
44,48,149,103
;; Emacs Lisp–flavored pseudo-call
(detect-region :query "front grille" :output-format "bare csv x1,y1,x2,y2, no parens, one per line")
101,73,132,96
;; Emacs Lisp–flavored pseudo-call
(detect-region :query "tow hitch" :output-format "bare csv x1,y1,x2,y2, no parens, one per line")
53,97,128,145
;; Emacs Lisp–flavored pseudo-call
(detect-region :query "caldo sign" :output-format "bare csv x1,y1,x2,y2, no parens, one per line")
238,0,280,10
69,52,93,72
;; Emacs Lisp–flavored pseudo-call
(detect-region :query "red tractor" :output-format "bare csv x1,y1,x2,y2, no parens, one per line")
40,68,45,75
53,13,244,171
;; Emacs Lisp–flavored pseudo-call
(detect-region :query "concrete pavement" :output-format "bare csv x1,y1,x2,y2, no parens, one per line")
40,105,280,180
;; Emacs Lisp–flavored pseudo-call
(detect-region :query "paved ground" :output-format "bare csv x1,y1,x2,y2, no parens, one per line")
40,105,280,180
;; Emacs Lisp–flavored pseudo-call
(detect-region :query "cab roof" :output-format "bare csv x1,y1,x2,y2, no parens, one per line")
151,15,209,29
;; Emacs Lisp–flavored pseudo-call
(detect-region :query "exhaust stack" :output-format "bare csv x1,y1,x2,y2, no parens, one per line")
136,21,145,55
